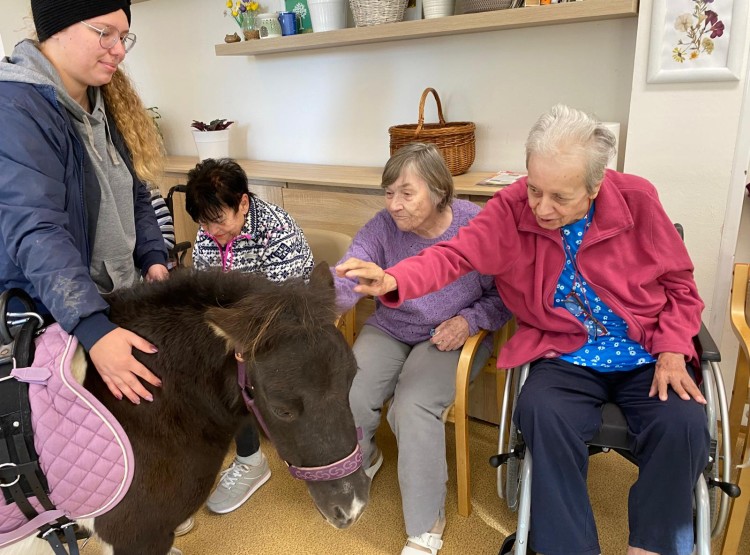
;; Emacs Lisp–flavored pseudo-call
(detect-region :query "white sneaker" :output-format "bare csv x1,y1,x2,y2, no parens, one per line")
206,455,271,514
169,548,183,555
401,532,444,555
364,447,383,480
174,516,194,537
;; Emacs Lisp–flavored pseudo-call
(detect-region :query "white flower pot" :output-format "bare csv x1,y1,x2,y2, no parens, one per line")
423,0,454,18
192,129,230,161
308,0,347,32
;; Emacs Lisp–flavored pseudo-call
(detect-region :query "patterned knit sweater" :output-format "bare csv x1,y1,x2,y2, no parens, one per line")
192,195,313,283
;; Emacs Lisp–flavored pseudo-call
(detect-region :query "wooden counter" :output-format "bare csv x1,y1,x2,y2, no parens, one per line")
161,156,504,196
159,156,505,251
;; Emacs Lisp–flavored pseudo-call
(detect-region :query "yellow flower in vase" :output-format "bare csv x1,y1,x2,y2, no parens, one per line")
223,0,263,40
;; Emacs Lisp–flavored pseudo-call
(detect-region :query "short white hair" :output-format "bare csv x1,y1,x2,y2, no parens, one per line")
525,104,617,194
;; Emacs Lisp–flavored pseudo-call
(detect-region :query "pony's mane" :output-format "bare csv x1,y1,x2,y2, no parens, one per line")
208,270,338,360
108,269,337,360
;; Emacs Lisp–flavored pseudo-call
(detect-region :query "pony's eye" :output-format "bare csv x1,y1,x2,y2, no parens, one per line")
271,406,296,421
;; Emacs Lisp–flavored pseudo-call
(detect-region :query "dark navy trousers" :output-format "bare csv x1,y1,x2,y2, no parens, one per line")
513,359,709,555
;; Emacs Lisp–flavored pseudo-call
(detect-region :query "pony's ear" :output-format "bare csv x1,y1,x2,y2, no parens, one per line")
310,262,334,289
205,299,283,357
204,305,242,352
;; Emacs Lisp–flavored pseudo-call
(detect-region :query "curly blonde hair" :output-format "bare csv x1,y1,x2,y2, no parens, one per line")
102,68,164,187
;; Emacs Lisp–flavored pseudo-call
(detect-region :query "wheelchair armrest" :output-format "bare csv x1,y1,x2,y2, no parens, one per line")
695,323,721,363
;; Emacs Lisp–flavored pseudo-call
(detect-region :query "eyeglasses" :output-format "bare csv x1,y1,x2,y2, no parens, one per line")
80,21,137,53
563,290,609,340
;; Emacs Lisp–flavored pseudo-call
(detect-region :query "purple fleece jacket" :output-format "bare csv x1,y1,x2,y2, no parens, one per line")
334,199,510,346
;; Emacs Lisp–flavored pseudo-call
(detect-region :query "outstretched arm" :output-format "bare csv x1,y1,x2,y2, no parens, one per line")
335,258,398,297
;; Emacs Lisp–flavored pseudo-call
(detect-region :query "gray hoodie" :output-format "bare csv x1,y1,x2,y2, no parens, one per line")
0,39,139,293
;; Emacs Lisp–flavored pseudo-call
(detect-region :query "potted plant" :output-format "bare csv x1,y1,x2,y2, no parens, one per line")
191,119,234,161
225,1,262,40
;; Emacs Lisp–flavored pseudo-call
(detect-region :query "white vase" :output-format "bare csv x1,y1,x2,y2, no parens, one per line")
192,129,230,161
307,0,347,32
423,0,454,18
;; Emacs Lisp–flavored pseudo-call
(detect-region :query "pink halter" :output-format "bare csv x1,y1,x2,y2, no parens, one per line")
236,354,363,482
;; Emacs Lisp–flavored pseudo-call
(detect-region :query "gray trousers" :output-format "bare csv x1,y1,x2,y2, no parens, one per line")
350,325,490,536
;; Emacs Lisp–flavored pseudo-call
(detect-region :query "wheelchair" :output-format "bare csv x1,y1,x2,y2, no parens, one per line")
490,324,741,555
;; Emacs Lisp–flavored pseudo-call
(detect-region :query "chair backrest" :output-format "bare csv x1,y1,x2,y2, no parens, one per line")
304,228,352,266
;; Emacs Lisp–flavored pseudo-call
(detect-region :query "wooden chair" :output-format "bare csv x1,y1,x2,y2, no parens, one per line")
444,318,515,517
303,228,356,346
722,262,750,554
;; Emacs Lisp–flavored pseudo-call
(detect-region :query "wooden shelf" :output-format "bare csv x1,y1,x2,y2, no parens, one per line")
164,156,504,196
214,0,638,56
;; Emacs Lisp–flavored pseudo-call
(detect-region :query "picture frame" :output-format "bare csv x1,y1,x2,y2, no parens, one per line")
647,0,748,84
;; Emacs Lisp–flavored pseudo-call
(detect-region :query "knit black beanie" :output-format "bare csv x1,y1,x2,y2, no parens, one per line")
32,0,132,42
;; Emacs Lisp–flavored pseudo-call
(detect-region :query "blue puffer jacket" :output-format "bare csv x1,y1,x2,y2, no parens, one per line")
0,81,167,350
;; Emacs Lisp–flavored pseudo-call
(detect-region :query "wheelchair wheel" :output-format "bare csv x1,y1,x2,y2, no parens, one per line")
498,533,515,555
700,378,722,532
505,421,522,512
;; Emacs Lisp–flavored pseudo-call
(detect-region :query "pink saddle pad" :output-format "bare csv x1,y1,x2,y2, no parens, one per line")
0,324,134,548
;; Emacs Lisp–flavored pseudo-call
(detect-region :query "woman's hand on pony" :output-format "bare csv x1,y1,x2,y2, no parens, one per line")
145,263,169,282
89,327,163,404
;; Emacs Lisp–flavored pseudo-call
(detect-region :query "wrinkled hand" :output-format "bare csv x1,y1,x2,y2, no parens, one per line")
649,351,706,404
89,327,163,404
145,264,169,282
431,316,470,352
335,258,397,297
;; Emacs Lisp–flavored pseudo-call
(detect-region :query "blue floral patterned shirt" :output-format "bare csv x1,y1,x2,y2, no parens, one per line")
554,204,655,372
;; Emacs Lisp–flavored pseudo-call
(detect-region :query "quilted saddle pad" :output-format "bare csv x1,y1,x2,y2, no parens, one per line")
0,324,134,548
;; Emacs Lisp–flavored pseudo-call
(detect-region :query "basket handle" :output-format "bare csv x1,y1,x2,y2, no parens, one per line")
415,88,446,137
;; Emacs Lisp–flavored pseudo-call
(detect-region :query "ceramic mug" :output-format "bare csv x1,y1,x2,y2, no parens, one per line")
278,11,298,36
257,13,282,39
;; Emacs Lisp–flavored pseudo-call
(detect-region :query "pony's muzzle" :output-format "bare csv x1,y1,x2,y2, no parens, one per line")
308,468,370,529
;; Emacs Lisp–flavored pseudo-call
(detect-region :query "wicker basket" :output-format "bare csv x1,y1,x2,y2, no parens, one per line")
350,0,408,27
456,0,513,14
389,88,476,176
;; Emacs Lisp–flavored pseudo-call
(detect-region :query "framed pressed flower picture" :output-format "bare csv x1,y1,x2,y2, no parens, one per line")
647,0,747,83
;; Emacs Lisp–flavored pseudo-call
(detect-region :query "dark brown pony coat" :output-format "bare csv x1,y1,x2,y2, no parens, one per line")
83,264,368,555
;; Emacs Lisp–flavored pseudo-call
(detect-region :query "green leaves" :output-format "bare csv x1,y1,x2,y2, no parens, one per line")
191,119,235,131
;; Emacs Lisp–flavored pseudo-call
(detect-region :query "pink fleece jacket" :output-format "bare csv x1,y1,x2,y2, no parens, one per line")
382,170,704,369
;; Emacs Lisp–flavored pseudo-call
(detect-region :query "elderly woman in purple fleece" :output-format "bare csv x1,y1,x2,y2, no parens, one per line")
334,143,510,555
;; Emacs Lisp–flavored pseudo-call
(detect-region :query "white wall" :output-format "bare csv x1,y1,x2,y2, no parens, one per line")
0,0,636,172
624,0,750,394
